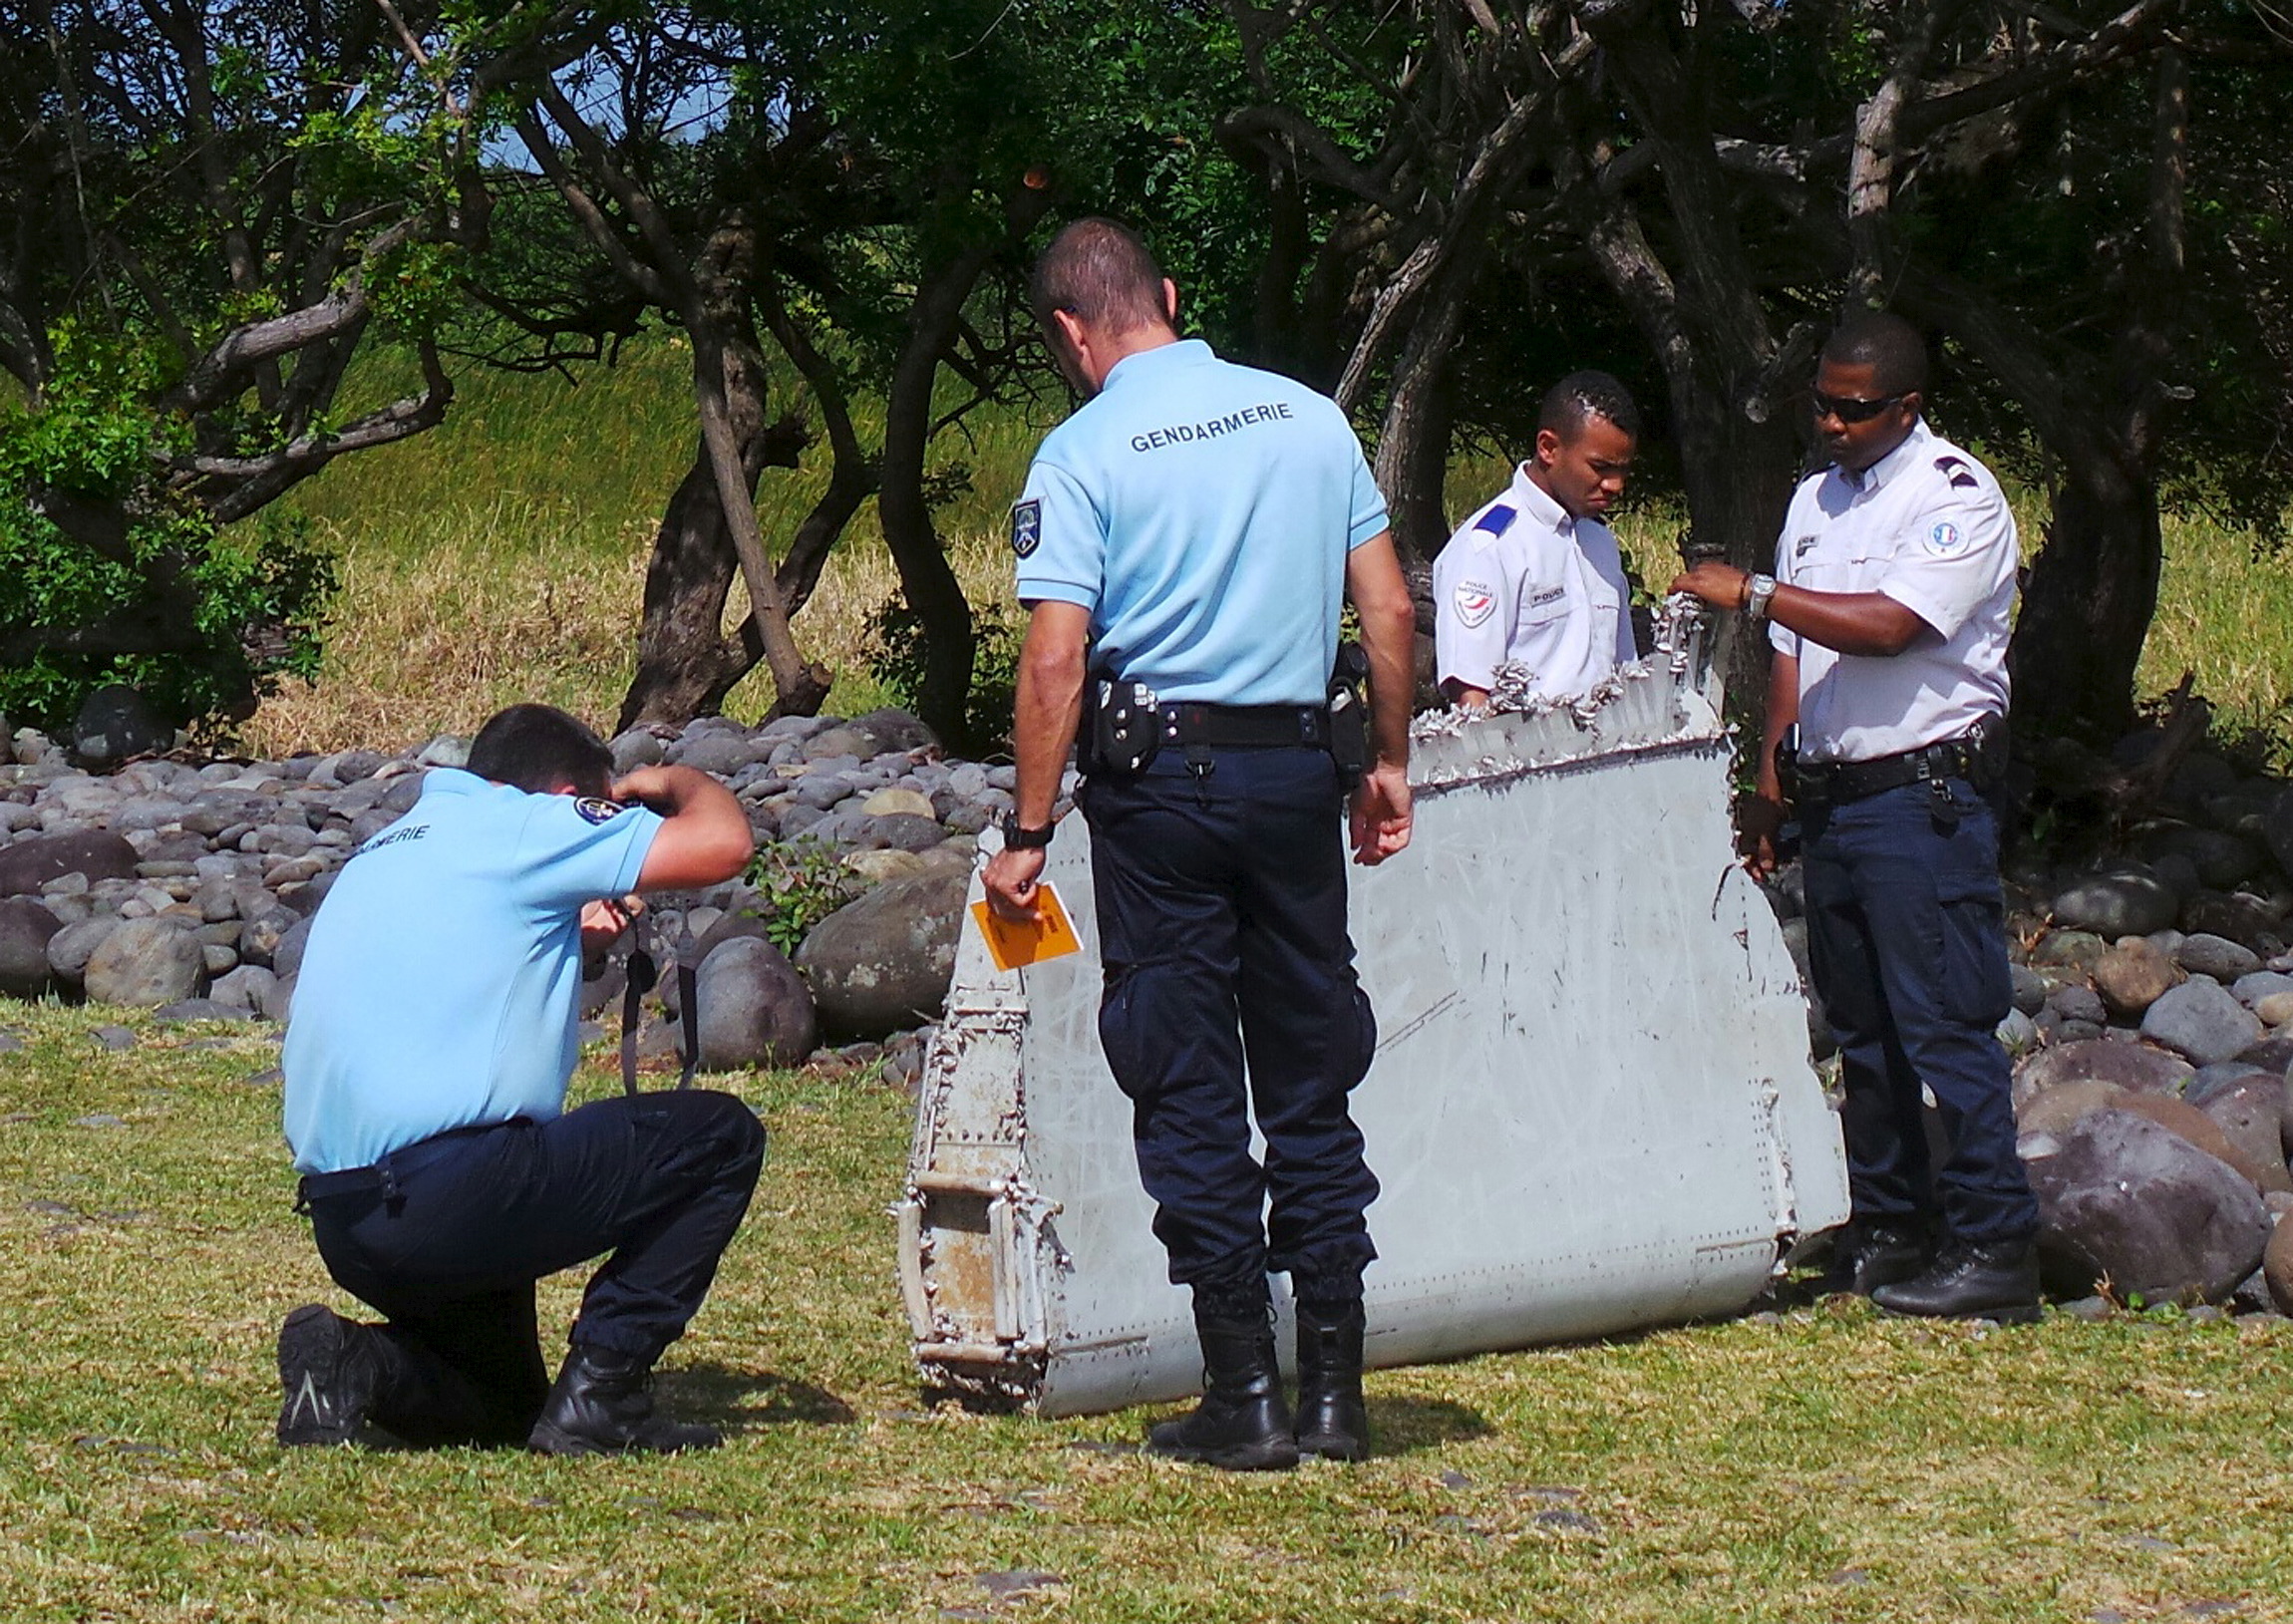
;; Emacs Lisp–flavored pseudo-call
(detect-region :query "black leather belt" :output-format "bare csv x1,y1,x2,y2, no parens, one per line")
1157,702,1328,749
292,1121,512,1213
1798,722,2003,807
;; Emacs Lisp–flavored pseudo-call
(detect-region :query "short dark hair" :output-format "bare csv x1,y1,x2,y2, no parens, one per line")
466,704,613,797
1820,312,1930,397
1538,371,1642,442
1031,217,1172,336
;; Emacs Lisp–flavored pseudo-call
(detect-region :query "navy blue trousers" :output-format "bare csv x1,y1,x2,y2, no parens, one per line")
303,1089,765,1446
1800,778,2038,1244
1081,746,1379,1301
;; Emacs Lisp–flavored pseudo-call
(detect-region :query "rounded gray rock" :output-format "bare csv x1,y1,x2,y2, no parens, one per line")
82,916,206,1007
45,915,120,988
0,896,62,996
2025,1107,2272,1304
2052,873,2178,938
796,868,967,1040
2141,977,2264,1067
693,936,818,1071
2177,932,2262,983
2009,963,2048,1017
2149,827,2261,890
210,964,278,1015
2045,984,2108,1026
270,914,316,981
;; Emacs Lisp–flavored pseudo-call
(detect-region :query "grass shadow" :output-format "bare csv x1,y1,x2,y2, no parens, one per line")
659,1363,857,1428
1367,1395,1491,1456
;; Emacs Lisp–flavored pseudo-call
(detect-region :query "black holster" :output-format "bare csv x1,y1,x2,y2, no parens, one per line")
1327,641,1370,792
1077,671,1160,778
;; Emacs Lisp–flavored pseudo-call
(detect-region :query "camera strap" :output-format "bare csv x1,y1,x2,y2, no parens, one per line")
619,913,701,1097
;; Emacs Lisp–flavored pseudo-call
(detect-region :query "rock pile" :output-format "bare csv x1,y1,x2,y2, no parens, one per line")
0,706,1033,1085
1767,730,2293,1314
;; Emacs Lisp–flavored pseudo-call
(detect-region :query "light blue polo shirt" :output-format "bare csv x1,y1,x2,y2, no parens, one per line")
1012,338,1389,707
282,770,662,1174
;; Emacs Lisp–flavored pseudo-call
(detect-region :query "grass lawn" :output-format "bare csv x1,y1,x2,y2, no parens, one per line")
4,1003,2292,1622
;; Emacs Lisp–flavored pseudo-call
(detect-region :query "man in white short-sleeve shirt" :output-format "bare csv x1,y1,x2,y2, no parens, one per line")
1674,313,2039,1328
1432,372,1641,707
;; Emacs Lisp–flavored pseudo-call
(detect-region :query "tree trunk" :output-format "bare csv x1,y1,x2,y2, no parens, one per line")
617,222,808,730
2010,459,2161,742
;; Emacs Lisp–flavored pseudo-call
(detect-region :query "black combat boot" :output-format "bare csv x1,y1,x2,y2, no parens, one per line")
525,1344,723,1456
276,1304,382,1447
1293,1299,1370,1462
1814,1221,1930,1297
1869,1237,2041,1324
1146,1292,1298,1471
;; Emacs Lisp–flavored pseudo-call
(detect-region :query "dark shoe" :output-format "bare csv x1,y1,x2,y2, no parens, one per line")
526,1345,722,1456
1870,1238,2041,1324
1147,1305,1298,1471
1814,1222,1930,1297
275,1305,377,1448
1294,1300,1369,1462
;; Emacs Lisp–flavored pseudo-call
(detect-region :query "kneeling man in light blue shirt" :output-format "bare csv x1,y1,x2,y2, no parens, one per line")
276,704,760,1456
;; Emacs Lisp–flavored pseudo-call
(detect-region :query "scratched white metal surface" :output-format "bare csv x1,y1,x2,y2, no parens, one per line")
900,608,1849,1417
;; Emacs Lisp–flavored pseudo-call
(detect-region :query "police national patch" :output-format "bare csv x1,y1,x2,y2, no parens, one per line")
1010,498,1042,559
1923,519,1969,557
574,797,626,825
1453,578,1497,630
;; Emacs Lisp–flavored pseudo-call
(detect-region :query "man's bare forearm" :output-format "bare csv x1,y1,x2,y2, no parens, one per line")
1010,603,1091,826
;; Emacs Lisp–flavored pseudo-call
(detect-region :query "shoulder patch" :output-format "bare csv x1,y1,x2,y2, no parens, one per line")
1452,578,1498,630
574,797,627,825
1474,503,1517,538
1934,455,1980,490
1010,497,1042,559
1922,519,1972,557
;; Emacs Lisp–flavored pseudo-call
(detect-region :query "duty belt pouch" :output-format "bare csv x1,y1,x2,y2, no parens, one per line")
1327,640,1370,790
1088,676,1160,777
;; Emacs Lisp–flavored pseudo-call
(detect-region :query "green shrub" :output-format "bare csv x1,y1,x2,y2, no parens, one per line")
0,328,335,738
861,592,1021,755
745,837,865,955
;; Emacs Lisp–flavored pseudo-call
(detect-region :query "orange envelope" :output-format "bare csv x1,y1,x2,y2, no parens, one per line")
970,882,1082,972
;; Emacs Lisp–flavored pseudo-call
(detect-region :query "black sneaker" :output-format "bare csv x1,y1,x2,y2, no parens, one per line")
275,1305,377,1447
1813,1223,1930,1297
1870,1239,2042,1324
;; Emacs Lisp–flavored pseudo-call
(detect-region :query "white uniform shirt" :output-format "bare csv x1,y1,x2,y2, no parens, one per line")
1769,418,2016,764
1432,466,1636,700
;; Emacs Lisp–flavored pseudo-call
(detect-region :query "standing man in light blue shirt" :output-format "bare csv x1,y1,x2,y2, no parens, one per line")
982,218,1416,1470
276,704,763,1456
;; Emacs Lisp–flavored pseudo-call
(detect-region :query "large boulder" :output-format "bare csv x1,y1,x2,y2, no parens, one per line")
45,915,120,991
2179,890,2287,956
2194,1070,2293,1193
2012,1039,2192,1112
693,937,818,1071
796,868,968,1040
0,897,62,996
2093,937,2179,1019
82,916,206,1007
0,829,140,897
2024,1107,2272,1304
2140,978,2263,1067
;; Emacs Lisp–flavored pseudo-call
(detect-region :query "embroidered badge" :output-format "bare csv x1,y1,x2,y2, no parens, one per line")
1924,519,1967,557
1010,498,1042,559
1935,455,1980,490
1453,579,1497,629
1794,534,1818,558
575,797,626,825
1473,503,1517,538
1525,585,1566,609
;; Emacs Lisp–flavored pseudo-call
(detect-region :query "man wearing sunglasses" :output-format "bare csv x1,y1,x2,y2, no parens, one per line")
1672,312,2040,1325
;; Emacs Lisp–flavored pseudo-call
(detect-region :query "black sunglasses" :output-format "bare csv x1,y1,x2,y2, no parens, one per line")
1809,390,1905,424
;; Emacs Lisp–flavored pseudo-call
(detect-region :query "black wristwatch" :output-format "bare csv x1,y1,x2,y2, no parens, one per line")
1000,812,1056,850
